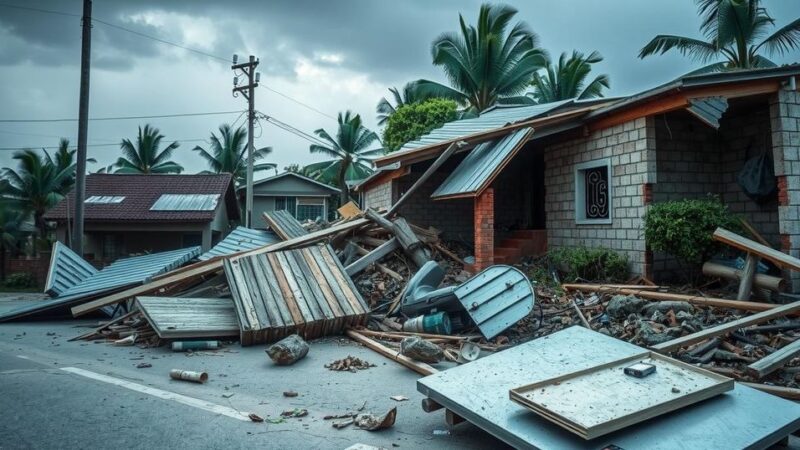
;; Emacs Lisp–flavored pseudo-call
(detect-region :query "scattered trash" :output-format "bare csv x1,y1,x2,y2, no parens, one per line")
171,341,220,352
325,355,376,372
389,395,408,402
222,393,234,398
283,391,299,397
169,369,208,384
333,418,354,429
266,335,309,366
432,430,451,436
136,362,152,369
400,336,443,363
281,408,308,418
248,413,264,422
354,407,397,431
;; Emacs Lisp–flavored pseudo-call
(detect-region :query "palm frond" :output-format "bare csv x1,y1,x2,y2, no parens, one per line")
638,35,719,61
755,18,800,55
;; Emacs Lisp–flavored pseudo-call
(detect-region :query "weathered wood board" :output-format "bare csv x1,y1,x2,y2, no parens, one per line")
262,210,309,240
135,296,239,339
509,352,733,440
224,244,369,345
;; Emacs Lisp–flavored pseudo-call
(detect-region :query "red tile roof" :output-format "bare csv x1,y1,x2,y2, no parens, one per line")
44,173,239,223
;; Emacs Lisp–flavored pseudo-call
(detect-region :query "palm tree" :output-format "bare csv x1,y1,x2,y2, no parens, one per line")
410,3,547,114
639,0,800,73
115,124,183,174
193,124,275,187
376,83,434,126
1,149,74,237
310,111,381,204
50,138,95,193
0,199,26,281
528,51,610,103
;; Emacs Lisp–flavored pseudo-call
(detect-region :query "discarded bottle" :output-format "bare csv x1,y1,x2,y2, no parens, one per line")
403,311,452,335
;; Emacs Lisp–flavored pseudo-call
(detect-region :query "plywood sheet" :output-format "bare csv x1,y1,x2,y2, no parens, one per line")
135,296,239,339
509,352,733,439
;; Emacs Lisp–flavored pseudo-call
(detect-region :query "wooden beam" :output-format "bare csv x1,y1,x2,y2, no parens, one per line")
345,329,438,376
365,210,429,267
740,382,800,401
739,218,772,247
386,140,465,217
747,339,800,379
68,309,140,341
651,300,800,352
588,95,689,131
421,398,443,413
445,409,466,426
562,284,776,313
702,262,785,292
714,227,800,271
737,253,759,301
345,237,399,276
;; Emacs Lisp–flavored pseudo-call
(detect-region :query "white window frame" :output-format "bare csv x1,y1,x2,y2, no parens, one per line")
574,158,613,225
295,197,327,221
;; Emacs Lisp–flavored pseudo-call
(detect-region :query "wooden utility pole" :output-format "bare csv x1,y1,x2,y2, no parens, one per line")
232,55,259,227
73,0,92,255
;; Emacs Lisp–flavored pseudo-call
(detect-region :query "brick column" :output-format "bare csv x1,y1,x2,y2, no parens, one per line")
771,88,800,292
473,188,495,272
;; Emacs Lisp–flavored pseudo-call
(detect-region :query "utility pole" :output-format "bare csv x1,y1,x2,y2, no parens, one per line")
73,0,92,255
232,55,259,227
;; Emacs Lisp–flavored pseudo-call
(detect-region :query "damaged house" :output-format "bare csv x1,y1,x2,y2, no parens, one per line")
357,65,800,290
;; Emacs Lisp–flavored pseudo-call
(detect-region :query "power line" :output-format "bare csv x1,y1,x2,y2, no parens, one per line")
0,110,243,123
260,85,337,121
258,112,328,147
0,138,209,152
0,3,80,18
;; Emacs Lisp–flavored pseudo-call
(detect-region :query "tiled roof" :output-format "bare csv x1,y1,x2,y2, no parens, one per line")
44,173,239,222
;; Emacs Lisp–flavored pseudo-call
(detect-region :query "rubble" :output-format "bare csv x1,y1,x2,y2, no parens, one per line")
400,336,443,363
325,355,375,372
266,335,309,366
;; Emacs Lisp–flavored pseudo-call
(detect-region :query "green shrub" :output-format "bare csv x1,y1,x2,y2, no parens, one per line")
4,272,37,289
643,197,740,267
549,246,628,282
383,98,457,152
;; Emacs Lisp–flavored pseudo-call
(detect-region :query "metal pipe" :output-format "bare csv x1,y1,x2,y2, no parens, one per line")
169,369,208,383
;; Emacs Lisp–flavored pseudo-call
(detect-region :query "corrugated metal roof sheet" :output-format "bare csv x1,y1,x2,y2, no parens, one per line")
44,241,98,297
686,96,729,129
454,265,534,339
198,227,279,261
399,100,572,152
0,246,201,322
432,128,534,199
151,194,220,211
262,210,309,240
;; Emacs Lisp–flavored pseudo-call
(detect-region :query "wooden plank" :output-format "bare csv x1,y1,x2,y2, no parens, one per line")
239,257,274,330
299,247,344,318
337,201,362,219
651,300,800,352
714,227,800,272
740,218,772,247
562,284,776,312
260,218,370,254
320,245,367,315
262,210,308,240
267,252,307,325
254,255,291,327
740,382,800,400
346,329,438,376
386,140,466,217
225,258,260,332
747,339,800,379
135,297,239,339
310,246,355,317
68,310,140,341
345,237,399,276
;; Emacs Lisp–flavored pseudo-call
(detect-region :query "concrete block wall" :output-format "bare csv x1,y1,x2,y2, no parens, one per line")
543,117,656,275
363,180,393,211
771,88,800,292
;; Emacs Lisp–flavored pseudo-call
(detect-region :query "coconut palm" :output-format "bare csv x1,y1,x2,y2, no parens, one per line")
376,83,434,126
529,50,610,103
410,3,547,114
1,149,74,237
639,0,800,73
49,138,95,192
114,125,183,174
0,199,27,281
193,124,275,187
309,111,381,204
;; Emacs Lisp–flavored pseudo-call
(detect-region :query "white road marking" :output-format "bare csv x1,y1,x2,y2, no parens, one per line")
60,367,251,421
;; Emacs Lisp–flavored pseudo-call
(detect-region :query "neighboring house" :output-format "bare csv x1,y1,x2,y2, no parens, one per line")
357,65,800,291
242,172,339,227
44,173,239,261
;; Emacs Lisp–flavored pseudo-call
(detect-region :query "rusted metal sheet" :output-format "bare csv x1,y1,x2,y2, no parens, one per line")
223,244,369,345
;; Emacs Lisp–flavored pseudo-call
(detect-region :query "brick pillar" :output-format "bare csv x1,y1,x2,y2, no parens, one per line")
642,182,655,280
771,88,800,292
473,188,495,272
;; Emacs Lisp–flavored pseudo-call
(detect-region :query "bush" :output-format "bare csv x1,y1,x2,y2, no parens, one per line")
549,246,628,283
4,272,37,289
383,98,457,152
643,197,740,268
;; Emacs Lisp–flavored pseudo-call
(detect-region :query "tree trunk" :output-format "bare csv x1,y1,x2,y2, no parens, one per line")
338,163,349,205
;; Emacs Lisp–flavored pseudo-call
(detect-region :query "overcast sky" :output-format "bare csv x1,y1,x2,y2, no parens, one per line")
0,0,797,179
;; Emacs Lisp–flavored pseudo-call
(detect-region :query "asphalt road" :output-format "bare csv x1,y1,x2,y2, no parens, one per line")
0,317,507,450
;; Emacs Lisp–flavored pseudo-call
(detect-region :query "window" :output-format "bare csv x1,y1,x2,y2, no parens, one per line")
102,234,123,260
296,197,325,222
575,159,612,224
85,195,125,204
274,196,296,213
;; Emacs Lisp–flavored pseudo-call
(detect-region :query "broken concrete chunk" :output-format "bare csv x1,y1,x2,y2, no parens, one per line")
354,407,397,431
266,335,309,366
400,336,443,363
641,301,693,317
606,295,646,319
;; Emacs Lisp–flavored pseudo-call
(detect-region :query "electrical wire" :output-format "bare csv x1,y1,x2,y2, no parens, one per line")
0,138,209,152
258,112,328,147
0,3,80,18
260,85,337,121
0,110,244,123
